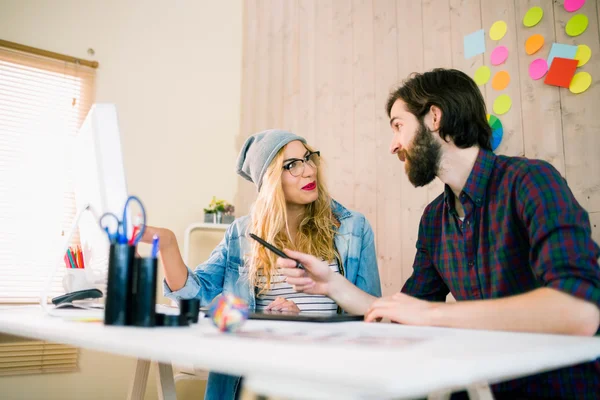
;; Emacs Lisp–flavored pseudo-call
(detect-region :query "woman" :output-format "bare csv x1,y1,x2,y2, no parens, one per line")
142,129,381,400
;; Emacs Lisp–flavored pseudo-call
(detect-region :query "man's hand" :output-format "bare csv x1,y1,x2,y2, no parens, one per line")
266,297,301,313
276,249,335,296
365,292,435,325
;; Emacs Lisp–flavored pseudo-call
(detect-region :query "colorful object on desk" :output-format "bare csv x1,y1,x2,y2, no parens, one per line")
64,246,85,269
565,14,588,37
151,234,159,258
544,57,578,88
209,294,249,333
99,195,147,245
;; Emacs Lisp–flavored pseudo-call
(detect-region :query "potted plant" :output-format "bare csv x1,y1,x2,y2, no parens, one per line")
204,197,235,224
222,203,235,224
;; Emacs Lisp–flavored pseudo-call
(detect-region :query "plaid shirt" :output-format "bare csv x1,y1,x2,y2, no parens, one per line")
402,148,600,399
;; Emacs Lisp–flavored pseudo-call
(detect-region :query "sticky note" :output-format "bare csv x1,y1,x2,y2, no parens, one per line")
464,29,485,59
493,95,512,115
523,6,544,27
569,71,592,94
492,71,510,91
491,46,509,65
564,0,585,12
575,44,591,67
474,66,491,85
525,34,545,55
544,57,578,88
487,114,504,151
529,58,548,80
547,43,577,67
565,14,588,37
489,21,507,41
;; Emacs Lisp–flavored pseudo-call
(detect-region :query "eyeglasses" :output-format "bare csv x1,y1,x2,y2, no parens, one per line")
282,151,321,177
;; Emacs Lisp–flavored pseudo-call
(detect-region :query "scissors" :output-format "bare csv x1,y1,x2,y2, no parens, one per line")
99,195,147,246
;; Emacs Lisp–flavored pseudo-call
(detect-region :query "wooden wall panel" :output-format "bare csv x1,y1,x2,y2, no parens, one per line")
352,0,378,234
516,0,565,175
373,0,401,296
555,0,600,212
237,0,600,293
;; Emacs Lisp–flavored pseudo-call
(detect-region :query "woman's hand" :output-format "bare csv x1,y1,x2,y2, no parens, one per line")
139,226,176,251
266,297,301,313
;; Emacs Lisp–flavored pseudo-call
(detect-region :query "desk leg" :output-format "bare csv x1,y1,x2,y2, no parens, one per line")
127,359,151,400
466,383,494,400
157,362,177,400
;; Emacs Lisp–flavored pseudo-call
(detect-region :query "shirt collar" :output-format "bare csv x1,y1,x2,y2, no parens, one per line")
444,148,496,209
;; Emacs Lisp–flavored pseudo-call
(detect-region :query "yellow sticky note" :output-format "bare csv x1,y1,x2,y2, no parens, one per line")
474,66,491,86
565,14,588,37
569,72,592,94
493,95,512,115
489,20,507,41
575,44,591,67
523,6,544,27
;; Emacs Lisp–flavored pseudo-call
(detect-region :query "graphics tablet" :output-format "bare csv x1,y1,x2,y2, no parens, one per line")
249,311,364,323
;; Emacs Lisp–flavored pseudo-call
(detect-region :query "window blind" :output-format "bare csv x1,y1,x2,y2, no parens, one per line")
0,45,96,303
0,333,79,376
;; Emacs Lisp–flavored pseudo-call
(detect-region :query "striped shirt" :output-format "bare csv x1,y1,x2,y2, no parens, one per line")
255,261,340,314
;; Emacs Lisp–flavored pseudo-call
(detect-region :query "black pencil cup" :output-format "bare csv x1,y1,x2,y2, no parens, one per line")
104,243,135,326
179,298,200,324
131,256,158,327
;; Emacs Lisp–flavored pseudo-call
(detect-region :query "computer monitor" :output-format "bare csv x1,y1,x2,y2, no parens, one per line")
73,103,129,293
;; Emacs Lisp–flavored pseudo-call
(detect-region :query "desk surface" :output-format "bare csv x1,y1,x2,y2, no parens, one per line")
1,306,599,399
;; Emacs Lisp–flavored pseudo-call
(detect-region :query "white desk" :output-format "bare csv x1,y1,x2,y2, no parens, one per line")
1,306,600,400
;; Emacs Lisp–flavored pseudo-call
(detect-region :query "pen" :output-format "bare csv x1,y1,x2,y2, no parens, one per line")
151,234,159,258
66,248,77,269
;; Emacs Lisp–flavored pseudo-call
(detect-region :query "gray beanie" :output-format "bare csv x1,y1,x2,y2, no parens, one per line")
236,129,307,191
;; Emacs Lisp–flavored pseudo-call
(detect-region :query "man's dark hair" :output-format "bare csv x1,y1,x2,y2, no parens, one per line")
386,68,492,151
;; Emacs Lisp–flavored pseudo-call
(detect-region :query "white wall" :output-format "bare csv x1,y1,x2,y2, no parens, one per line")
0,0,242,398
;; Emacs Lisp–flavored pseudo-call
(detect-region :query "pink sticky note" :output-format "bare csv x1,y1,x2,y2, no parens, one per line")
564,0,585,12
529,58,548,80
491,46,509,65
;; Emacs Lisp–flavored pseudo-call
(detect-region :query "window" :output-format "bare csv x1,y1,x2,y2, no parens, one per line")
0,45,96,303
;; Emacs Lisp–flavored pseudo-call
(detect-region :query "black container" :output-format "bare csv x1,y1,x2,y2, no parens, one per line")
131,256,158,327
179,298,200,323
104,243,135,326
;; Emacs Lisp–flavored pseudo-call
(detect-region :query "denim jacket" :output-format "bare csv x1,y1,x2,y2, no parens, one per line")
164,199,381,400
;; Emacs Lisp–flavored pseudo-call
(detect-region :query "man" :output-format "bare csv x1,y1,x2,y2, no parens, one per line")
278,68,600,399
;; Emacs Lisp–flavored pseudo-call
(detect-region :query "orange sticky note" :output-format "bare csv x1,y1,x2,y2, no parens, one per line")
544,57,578,88
492,71,511,91
525,34,544,55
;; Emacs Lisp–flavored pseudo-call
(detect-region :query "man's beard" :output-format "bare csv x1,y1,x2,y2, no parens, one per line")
398,122,441,187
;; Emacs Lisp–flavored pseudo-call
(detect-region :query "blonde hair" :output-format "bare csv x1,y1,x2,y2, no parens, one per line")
247,144,340,294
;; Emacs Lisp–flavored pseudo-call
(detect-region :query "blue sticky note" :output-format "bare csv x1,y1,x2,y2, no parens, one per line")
547,43,577,67
464,29,485,59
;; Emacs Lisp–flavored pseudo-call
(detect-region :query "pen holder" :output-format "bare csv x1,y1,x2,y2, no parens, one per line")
131,256,158,327
104,243,135,326
179,298,200,324
62,269,94,293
